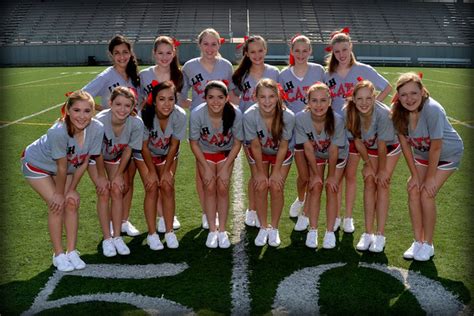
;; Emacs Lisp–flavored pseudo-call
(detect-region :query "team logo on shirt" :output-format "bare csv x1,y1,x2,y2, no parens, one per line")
242,81,253,102
257,130,279,151
68,153,88,168
407,136,431,152
201,126,233,148
150,135,170,151
363,133,378,149
283,81,310,104
327,79,354,99
67,145,75,155
108,82,121,93
103,136,127,157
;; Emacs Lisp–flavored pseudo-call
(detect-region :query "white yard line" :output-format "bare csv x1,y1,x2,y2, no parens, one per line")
230,151,251,316
447,116,474,129
0,102,63,129
1,73,83,89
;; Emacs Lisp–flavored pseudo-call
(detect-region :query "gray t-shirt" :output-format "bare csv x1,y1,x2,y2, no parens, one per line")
278,63,325,114
138,66,158,107
233,64,280,113
95,109,144,161
24,119,104,174
243,104,295,155
324,62,389,115
295,110,348,160
359,101,398,150
181,57,233,110
143,104,187,157
406,97,463,162
83,66,138,109
189,103,244,152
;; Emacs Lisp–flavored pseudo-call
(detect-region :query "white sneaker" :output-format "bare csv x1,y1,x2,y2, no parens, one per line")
173,216,181,230
147,233,164,251
305,229,318,248
102,238,117,257
157,217,166,233
254,228,269,246
343,217,355,233
294,214,309,231
322,231,336,249
255,214,261,228
356,233,375,251
218,231,231,248
289,198,304,218
268,228,281,247
403,241,423,259
202,214,209,229
121,220,140,237
52,253,74,272
164,231,179,249
414,242,434,261
333,217,341,231
245,209,257,227
206,231,219,248
369,234,386,253
113,237,131,255
66,250,86,270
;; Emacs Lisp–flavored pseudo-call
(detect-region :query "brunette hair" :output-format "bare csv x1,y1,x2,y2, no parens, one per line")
59,90,95,137
204,80,236,136
325,29,356,74
141,81,177,131
255,78,286,142
153,36,183,92
232,35,267,91
108,35,140,87
110,86,137,116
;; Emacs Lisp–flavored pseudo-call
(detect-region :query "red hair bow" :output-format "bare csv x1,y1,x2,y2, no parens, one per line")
236,36,249,50
418,72,423,79
172,38,181,48
221,79,229,87
220,37,225,44
146,80,159,105
357,76,364,82
277,83,288,101
330,27,350,39
61,91,74,117
288,34,301,65
324,46,332,53
64,91,74,97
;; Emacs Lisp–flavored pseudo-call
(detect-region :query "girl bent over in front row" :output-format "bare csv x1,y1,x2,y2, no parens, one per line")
189,80,243,248
136,81,187,250
295,82,348,249
22,91,104,271
244,78,296,247
391,72,463,261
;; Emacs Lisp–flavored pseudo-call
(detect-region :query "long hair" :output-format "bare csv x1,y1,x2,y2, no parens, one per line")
232,35,267,91
255,78,285,143
108,35,140,87
110,86,137,116
153,36,183,92
344,80,375,139
204,80,235,136
141,81,177,131
198,28,222,58
391,72,430,135
59,90,95,137
325,30,356,74
289,35,312,66
306,82,335,137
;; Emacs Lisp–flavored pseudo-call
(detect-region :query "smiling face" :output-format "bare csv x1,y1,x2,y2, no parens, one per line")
111,43,131,70
332,41,352,67
398,81,424,112
155,87,176,118
256,86,278,115
308,88,331,118
205,87,227,116
154,42,175,68
291,41,312,65
246,40,266,66
199,34,220,60
354,86,375,116
67,100,94,133
109,95,134,121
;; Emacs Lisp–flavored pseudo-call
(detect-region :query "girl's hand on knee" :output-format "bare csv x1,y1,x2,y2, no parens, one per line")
308,175,323,191
326,175,338,193
160,170,174,188
407,175,420,192
65,190,80,208
96,176,109,195
269,171,284,191
362,163,376,181
202,166,215,186
253,172,268,191
145,171,159,190
422,176,437,198
49,192,65,214
111,173,125,192
377,170,390,188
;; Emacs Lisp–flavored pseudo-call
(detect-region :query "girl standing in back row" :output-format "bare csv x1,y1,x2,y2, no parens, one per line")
324,28,391,234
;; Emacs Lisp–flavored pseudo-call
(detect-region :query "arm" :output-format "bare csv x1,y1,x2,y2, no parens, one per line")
135,140,158,190
398,134,421,192
65,154,91,207
355,138,376,180
217,139,242,189
376,140,390,188
50,157,67,214
303,142,323,190
423,139,442,197
110,146,132,192
376,83,392,103
93,155,109,195
190,140,214,186
326,144,339,193
250,138,268,191
269,139,289,191
160,137,180,187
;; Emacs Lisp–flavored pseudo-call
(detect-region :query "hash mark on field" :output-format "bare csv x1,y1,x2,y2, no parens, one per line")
230,152,251,315
1,73,83,89
0,103,63,129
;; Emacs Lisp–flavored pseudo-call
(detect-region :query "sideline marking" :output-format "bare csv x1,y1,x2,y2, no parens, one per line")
0,103,63,129
0,120,51,127
22,263,194,316
447,116,474,129
1,73,84,89
230,152,252,315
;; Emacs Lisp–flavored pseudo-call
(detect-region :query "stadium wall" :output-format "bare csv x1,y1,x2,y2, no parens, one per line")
0,43,472,67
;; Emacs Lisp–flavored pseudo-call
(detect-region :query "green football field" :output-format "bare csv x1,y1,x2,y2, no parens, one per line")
0,66,472,315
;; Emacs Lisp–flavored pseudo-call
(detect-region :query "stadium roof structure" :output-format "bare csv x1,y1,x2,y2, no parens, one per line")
0,0,472,46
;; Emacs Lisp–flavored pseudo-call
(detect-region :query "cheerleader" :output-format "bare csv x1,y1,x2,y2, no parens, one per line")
231,35,279,227
391,72,463,261
324,28,392,233
189,80,243,248
295,82,348,249
21,91,103,271
243,78,295,247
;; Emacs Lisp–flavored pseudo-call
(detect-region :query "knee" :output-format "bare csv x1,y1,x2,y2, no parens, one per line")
420,188,434,202
203,180,216,194
269,181,283,194
145,182,158,194
160,181,174,196
65,198,79,212
297,173,309,185
110,184,122,199
364,177,376,191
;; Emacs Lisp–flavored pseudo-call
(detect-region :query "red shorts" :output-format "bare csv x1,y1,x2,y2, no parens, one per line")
314,157,348,169
414,157,460,170
203,151,230,164
152,153,179,166
247,149,293,166
349,140,401,157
